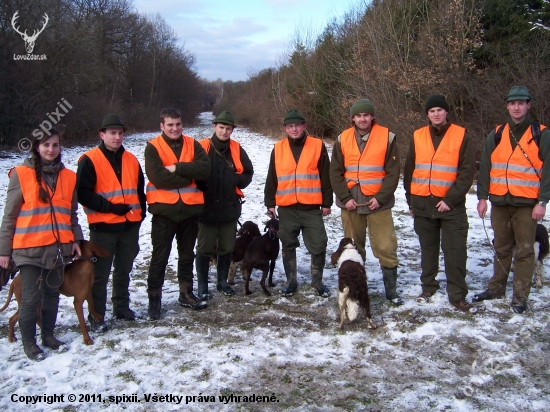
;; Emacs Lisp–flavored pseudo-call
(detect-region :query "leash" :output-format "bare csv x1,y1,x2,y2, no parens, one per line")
265,210,278,241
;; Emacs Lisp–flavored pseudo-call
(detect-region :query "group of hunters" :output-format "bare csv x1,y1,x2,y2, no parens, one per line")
0,86,548,361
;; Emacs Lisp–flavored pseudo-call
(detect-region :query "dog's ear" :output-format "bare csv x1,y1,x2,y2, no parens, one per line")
84,241,110,258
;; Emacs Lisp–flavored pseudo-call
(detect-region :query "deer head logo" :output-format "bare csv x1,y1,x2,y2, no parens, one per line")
11,11,49,54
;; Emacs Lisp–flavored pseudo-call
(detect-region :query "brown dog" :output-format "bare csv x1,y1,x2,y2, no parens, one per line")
0,240,109,345
332,238,376,329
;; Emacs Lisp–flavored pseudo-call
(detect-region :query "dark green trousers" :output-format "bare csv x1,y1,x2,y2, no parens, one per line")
196,220,237,257
277,207,328,255
413,211,469,302
147,214,198,289
90,223,140,316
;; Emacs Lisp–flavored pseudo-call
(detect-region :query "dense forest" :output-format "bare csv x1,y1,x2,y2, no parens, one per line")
1,0,550,159
214,0,550,160
0,0,214,145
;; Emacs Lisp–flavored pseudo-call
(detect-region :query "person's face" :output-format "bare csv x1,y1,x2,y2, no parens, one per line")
284,122,306,139
352,113,374,133
214,123,234,141
507,100,531,124
427,107,448,127
100,127,124,151
37,134,60,163
160,117,183,140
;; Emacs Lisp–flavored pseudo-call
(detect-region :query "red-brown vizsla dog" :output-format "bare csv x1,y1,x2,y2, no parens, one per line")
0,240,109,345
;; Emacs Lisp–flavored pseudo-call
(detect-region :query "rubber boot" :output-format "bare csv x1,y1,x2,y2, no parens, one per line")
196,253,212,300
147,288,162,320
19,318,45,361
178,282,207,310
216,254,235,296
311,253,330,297
41,309,65,350
281,249,298,296
382,266,404,305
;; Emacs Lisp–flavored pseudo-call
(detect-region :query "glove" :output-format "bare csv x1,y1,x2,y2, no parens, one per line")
0,259,18,292
110,203,132,216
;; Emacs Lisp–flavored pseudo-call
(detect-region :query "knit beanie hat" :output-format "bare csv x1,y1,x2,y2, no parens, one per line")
424,95,450,113
99,113,126,132
350,99,375,117
213,111,235,126
283,109,306,125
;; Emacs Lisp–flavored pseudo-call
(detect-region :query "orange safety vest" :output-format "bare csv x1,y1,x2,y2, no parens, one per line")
340,125,389,196
489,123,547,198
146,135,204,205
274,136,323,206
199,138,244,197
79,147,142,224
410,124,466,197
11,165,75,249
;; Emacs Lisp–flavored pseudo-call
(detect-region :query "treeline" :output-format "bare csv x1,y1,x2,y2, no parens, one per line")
0,0,214,145
214,0,550,160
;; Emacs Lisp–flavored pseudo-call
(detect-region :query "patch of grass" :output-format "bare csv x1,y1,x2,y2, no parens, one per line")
178,361,198,373
104,339,121,349
198,368,211,381
116,370,141,384
282,374,292,384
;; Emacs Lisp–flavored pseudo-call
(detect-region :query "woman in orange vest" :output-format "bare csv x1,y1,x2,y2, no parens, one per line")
0,130,83,360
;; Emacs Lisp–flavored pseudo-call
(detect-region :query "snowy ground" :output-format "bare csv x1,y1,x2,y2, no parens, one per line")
0,113,549,411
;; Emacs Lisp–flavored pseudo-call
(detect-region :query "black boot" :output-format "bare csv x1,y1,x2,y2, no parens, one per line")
216,254,235,296
382,266,403,306
196,253,212,300
41,309,65,350
178,282,207,310
472,289,503,302
311,253,329,297
19,318,45,361
148,288,162,320
281,249,298,296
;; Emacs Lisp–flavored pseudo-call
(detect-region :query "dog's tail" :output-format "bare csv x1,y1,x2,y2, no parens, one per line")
0,280,15,312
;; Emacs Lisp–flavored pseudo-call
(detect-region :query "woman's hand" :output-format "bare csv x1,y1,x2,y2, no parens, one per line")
0,256,10,269
71,242,81,257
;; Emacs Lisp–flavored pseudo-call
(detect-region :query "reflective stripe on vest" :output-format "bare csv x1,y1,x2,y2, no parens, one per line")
199,138,244,197
340,125,388,196
274,136,323,206
489,123,547,198
411,124,465,197
79,147,142,224
146,135,204,205
13,165,75,249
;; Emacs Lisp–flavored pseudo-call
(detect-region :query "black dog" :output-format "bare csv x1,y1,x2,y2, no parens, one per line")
227,221,262,285
534,224,549,288
242,216,280,295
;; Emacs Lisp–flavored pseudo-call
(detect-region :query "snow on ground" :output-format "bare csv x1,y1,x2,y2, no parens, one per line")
0,113,549,411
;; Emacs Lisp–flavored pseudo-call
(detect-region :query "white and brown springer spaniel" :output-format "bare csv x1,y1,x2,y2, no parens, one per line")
332,238,376,329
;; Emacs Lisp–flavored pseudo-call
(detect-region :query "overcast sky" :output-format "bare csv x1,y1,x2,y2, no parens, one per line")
133,0,355,82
